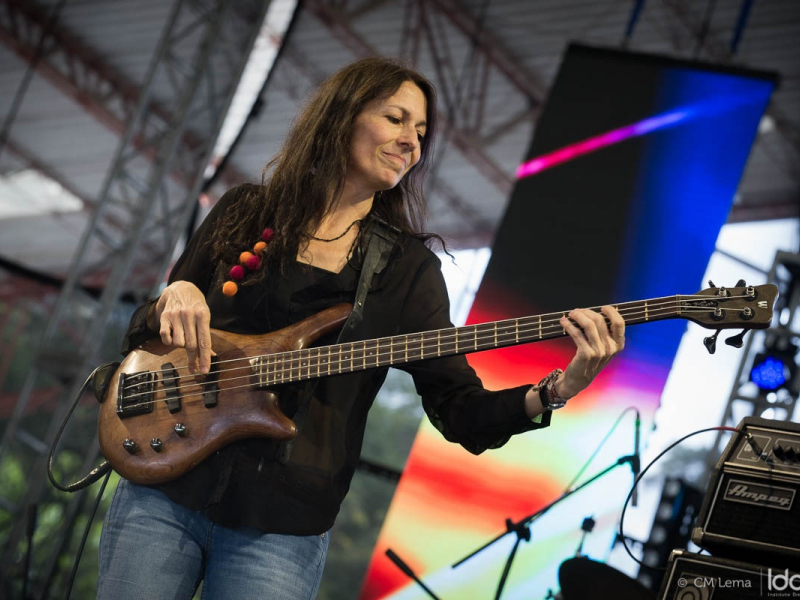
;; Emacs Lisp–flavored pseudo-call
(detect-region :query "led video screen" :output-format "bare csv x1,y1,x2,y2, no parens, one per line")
361,44,777,598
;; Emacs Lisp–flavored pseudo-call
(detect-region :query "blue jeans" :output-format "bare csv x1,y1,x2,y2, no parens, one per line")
97,479,329,600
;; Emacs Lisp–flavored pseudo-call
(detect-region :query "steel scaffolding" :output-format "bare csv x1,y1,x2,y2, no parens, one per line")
707,250,800,464
0,1,269,596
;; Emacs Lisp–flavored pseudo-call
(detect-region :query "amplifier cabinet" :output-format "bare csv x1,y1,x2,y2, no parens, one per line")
692,417,800,568
657,550,800,600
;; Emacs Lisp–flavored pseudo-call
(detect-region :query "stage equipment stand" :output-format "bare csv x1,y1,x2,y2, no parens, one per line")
452,453,640,600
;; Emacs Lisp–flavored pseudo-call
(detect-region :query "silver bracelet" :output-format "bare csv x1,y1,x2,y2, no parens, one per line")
536,368,567,410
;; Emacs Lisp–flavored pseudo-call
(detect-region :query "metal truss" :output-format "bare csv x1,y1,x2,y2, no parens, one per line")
0,0,269,596
707,250,800,466
0,0,250,194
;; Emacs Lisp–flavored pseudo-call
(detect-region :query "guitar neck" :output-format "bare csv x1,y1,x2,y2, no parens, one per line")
252,295,684,385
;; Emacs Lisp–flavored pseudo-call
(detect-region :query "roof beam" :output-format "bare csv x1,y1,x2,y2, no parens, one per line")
428,0,547,107
0,0,248,191
728,194,800,223
2,138,96,211
344,0,394,20
2,137,170,269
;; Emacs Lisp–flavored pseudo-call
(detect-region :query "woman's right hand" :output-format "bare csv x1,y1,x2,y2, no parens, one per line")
149,280,213,374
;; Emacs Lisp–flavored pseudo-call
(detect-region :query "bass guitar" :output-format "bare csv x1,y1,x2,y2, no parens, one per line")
98,282,778,485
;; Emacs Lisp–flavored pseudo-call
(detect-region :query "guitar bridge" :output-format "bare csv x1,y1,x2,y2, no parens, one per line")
117,371,156,418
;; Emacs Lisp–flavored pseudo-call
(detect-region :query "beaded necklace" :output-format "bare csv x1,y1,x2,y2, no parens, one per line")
221,227,274,297
221,219,364,297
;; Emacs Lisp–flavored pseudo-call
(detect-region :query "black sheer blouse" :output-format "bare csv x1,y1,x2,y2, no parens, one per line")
121,185,550,535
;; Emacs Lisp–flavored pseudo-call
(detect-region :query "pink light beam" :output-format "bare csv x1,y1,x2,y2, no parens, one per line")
515,110,690,179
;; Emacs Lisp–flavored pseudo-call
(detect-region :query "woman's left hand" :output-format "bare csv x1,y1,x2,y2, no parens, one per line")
555,305,626,400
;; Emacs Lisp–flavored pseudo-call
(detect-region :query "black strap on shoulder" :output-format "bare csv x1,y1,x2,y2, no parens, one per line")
339,218,398,337
276,219,399,464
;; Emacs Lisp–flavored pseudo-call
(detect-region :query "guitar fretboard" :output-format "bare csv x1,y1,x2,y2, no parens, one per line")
249,296,684,386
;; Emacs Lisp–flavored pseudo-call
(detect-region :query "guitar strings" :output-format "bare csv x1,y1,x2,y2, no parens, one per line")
115,296,756,409
117,297,748,400
121,293,745,385
119,296,681,390
117,305,740,411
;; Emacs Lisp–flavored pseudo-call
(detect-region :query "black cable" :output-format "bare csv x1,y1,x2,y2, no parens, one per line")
64,470,111,600
47,363,114,493
621,0,647,48
46,362,117,597
729,0,755,56
451,414,646,570
21,504,36,600
617,425,738,568
181,1,303,250
0,0,69,161
564,406,638,492
202,0,302,196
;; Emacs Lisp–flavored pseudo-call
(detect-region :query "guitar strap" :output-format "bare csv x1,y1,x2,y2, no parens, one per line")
277,218,399,464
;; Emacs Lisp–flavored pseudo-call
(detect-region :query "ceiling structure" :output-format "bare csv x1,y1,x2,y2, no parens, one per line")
0,0,798,302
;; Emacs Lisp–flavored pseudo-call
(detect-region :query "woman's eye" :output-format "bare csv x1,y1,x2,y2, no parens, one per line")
417,133,425,143
387,116,401,124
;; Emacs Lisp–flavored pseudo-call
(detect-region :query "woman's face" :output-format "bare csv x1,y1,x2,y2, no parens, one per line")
346,80,428,196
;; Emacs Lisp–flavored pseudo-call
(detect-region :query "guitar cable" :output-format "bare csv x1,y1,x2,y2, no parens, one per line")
617,425,739,570
47,362,117,493
63,470,111,600
46,362,119,598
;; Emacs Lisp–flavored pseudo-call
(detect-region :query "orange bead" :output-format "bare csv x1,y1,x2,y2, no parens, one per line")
222,281,238,296
239,251,254,265
253,241,267,254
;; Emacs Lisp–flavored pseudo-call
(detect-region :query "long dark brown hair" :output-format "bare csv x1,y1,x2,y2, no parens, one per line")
209,57,438,278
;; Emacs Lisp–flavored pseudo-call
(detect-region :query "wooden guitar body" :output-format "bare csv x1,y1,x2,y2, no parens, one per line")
97,303,351,485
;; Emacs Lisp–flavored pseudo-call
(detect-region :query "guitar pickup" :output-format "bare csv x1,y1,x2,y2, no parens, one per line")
117,371,156,418
203,356,220,407
160,362,182,413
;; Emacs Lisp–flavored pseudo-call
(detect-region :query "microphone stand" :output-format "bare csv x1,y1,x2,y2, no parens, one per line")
385,548,443,600
451,454,638,600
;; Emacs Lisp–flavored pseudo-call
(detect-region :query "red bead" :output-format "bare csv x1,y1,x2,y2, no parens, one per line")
246,255,261,270
262,228,275,242
230,265,245,280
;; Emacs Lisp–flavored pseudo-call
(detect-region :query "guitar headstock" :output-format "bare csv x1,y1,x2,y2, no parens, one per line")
681,283,779,331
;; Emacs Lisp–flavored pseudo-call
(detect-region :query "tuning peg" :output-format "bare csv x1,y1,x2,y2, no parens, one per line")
704,329,721,354
708,280,716,288
735,279,746,287
725,330,748,348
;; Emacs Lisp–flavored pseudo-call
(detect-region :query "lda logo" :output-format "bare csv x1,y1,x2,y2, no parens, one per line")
767,569,800,592
724,479,795,510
